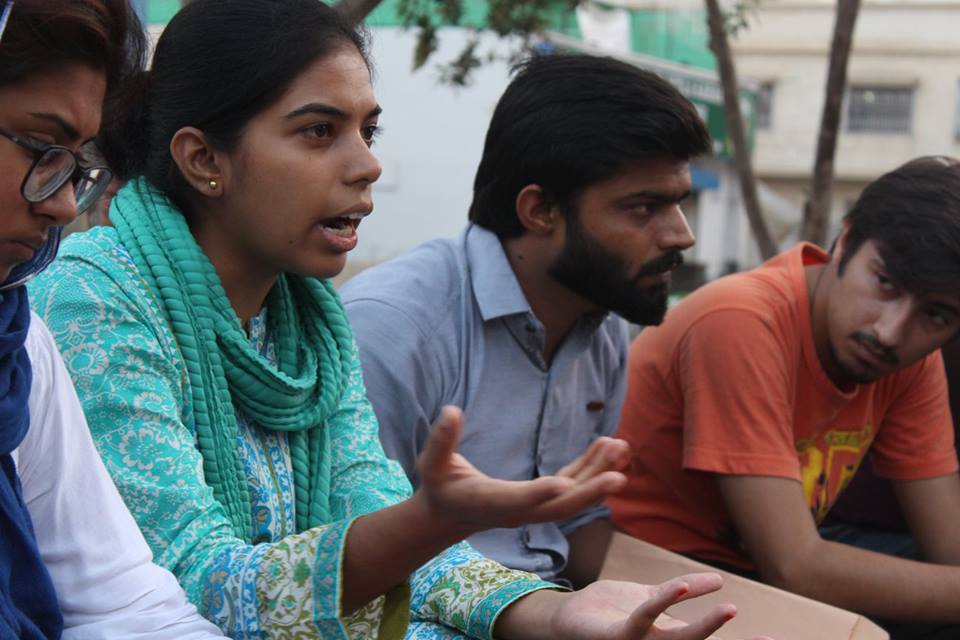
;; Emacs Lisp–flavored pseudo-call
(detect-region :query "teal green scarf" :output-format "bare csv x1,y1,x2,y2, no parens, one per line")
111,178,354,540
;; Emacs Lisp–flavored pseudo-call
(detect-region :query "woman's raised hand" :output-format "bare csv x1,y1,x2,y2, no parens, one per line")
414,405,630,535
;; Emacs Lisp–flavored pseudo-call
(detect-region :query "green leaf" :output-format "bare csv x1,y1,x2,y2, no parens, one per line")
413,18,438,70
435,0,464,25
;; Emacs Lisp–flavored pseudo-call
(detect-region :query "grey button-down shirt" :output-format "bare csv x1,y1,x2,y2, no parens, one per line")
342,225,629,581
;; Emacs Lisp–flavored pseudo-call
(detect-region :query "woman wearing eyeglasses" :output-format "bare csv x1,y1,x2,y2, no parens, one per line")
0,1,227,638
0,128,112,288
29,2,757,640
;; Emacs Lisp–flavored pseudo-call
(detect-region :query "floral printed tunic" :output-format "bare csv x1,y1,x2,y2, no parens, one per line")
30,227,553,640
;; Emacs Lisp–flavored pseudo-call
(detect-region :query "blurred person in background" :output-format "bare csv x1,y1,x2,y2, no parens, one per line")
83,172,121,226
77,145,121,228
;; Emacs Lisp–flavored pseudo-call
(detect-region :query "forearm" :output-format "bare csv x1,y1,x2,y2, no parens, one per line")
720,474,960,623
894,474,960,566
762,538,960,623
492,590,565,640
341,490,476,614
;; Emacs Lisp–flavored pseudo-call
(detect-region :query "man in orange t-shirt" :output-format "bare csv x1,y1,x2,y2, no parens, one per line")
610,157,960,638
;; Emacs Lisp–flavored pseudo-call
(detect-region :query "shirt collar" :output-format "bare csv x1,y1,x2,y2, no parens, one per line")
465,224,533,321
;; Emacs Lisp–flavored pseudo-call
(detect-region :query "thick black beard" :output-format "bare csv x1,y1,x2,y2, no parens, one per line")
547,210,680,326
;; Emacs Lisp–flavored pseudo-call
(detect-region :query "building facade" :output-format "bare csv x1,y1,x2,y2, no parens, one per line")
733,0,960,248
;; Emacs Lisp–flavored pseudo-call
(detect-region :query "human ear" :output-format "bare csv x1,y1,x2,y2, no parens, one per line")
169,127,226,197
515,184,558,236
834,221,852,257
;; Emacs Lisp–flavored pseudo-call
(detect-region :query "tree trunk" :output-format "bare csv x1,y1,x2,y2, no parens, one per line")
335,0,384,25
802,0,861,247
704,0,776,261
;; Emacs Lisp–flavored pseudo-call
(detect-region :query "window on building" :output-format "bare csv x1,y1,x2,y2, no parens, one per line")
756,81,775,130
846,87,913,134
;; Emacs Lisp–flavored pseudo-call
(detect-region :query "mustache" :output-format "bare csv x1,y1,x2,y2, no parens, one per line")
636,250,684,278
853,331,900,366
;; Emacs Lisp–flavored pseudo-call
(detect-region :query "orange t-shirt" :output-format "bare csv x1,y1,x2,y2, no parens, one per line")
608,243,958,570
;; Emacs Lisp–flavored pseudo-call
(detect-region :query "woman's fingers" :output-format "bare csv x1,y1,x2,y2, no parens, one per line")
659,604,735,640
417,405,464,483
494,475,577,513
417,410,630,527
622,574,731,639
557,437,631,482
520,470,627,523
623,578,693,633
669,573,724,602
460,471,621,527
556,438,606,479
494,438,630,523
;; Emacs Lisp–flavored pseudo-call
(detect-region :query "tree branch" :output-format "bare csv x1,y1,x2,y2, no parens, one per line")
704,0,776,260
802,0,861,247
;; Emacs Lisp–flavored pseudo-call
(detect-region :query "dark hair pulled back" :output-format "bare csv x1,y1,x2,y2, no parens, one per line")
0,0,146,113
100,0,368,206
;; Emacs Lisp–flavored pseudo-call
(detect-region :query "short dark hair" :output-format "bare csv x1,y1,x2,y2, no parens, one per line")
839,156,960,293
468,53,711,238
0,0,146,112
100,0,368,208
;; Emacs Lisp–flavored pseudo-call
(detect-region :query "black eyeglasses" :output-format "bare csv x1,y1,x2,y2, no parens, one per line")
0,127,112,215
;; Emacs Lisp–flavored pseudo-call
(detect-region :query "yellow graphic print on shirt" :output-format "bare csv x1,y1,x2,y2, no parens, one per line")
797,424,875,522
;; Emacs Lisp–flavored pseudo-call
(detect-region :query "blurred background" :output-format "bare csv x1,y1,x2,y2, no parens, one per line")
98,0,960,294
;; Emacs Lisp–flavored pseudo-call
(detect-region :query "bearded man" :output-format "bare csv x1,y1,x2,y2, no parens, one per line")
341,53,709,587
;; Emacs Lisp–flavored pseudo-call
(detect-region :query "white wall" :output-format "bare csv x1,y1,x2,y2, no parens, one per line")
351,28,518,268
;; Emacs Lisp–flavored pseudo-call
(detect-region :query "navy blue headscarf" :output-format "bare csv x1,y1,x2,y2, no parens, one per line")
0,285,62,639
